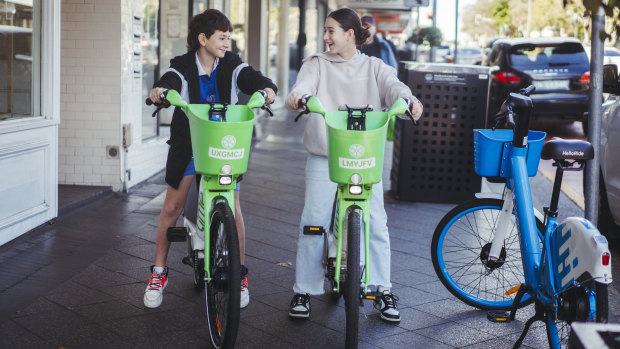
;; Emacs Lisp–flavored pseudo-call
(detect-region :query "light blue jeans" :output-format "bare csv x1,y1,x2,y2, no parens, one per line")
293,155,392,295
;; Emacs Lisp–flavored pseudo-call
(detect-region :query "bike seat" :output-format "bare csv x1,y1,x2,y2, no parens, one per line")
541,138,593,161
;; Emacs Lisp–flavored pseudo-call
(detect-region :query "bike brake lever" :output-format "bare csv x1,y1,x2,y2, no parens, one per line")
262,104,274,117
294,109,309,122
405,109,418,125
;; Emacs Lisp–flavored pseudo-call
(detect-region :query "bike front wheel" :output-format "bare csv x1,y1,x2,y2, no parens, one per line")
344,211,360,349
205,202,241,349
431,198,543,310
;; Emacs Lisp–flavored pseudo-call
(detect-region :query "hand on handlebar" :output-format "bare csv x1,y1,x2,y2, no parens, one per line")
148,87,166,105
261,88,276,105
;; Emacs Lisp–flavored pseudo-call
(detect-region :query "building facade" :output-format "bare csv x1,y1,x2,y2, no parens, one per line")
0,0,335,245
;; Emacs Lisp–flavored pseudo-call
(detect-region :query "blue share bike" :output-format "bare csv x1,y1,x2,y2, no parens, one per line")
431,86,612,348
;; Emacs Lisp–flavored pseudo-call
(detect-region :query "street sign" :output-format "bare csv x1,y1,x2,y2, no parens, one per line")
341,0,429,11
405,0,430,6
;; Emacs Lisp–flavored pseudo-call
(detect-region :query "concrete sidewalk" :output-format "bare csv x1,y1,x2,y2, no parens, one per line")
0,108,610,349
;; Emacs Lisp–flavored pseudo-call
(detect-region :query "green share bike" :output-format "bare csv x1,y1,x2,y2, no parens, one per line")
147,89,272,348
295,95,416,348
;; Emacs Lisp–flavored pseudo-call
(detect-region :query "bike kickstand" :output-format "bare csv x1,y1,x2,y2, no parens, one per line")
511,311,546,349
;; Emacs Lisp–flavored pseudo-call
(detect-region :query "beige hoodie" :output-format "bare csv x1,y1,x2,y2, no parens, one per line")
290,50,422,156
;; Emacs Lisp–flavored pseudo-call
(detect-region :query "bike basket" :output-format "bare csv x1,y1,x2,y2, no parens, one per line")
186,104,255,176
324,111,389,184
473,129,546,178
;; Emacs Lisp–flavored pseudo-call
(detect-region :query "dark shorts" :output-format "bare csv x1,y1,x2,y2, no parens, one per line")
183,157,239,191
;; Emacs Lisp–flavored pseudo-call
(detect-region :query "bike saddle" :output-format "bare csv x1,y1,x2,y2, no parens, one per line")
541,137,594,161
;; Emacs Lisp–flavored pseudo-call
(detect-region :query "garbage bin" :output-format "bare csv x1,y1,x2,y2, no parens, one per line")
390,62,491,203
569,322,620,349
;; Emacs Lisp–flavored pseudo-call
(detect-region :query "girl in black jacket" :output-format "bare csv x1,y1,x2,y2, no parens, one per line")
144,9,277,309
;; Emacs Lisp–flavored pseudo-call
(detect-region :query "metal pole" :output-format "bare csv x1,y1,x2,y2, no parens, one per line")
415,7,419,61
453,0,458,64
585,6,605,223
430,0,437,62
297,0,306,71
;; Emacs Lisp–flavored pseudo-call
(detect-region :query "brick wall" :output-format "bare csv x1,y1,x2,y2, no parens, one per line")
60,0,122,189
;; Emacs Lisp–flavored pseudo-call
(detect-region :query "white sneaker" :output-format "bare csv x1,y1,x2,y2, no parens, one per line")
240,275,249,308
373,289,400,323
143,266,168,308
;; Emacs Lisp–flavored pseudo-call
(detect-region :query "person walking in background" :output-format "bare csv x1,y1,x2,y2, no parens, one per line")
360,15,398,70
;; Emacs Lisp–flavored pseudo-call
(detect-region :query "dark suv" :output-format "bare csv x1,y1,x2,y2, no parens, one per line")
485,37,590,128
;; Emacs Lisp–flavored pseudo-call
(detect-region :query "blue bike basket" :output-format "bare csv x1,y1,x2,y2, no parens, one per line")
474,129,546,178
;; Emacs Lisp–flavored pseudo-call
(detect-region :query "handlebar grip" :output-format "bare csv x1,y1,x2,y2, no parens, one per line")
145,98,153,106
505,111,516,129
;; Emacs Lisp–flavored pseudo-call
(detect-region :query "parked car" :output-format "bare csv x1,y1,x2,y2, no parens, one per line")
485,37,590,129
599,64,620,243
603,47,620,68
444,47,486,65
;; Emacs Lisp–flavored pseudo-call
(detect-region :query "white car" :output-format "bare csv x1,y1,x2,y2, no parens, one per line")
604,47,620,68
600,64,620,242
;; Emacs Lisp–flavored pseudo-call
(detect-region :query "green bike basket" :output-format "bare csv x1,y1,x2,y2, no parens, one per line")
185,104,255,176
325,111,389,184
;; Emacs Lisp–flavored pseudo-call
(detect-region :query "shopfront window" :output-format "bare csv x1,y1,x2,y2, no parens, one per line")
0,0,40,121
141,0,159,139
229,0,247,60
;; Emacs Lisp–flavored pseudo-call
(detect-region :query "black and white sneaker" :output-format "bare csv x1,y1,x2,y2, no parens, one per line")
289,293,311,319
374,290,400,323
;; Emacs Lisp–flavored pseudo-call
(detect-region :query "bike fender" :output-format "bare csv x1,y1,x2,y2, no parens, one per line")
551,217,612,292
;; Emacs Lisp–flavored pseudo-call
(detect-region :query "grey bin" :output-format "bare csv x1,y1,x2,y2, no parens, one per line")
569,322,620,349
391,62,491,203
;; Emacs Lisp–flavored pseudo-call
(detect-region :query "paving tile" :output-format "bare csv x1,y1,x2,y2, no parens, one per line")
364,330,450,349
395,307,451,331
0,319,54,349
45,281,114,307
71,299,147,322
413,321,495,347
71,264,139,289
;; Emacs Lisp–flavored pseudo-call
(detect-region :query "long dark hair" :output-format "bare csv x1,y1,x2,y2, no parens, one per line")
327,8,370,46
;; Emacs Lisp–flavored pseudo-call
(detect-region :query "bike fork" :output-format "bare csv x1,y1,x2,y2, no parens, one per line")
489,188,514,261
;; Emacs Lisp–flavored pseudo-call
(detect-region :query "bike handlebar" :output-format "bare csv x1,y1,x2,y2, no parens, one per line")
492,85,535,130
146,89,274,117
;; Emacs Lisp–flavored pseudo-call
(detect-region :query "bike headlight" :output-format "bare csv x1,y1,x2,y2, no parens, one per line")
219,175,232,186
221,164,232,175
350,173,362,185
349,185,362,195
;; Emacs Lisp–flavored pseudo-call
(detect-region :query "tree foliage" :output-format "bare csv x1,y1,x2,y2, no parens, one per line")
409,26,443,47
565,0,620,41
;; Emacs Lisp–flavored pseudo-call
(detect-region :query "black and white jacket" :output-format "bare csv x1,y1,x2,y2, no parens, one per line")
154,51,277,189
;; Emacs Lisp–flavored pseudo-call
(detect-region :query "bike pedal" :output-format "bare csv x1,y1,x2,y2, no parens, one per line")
487,310,512,323
166,227,188,242
362,291,381,300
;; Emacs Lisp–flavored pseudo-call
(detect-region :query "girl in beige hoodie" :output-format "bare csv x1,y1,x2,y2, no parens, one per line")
286,8,423,323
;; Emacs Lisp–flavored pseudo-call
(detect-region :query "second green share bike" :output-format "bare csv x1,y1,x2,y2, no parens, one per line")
295,95,415,349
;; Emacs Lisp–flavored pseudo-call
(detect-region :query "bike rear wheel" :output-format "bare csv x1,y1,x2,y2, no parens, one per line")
431,198,544,310
205,202,241,349
344,211,360,349
546,281,608,349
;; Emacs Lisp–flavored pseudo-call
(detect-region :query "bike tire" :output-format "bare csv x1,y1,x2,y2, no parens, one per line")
344,211,360,349
431,198,544,310
205,202,241,349
546,281,609,349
